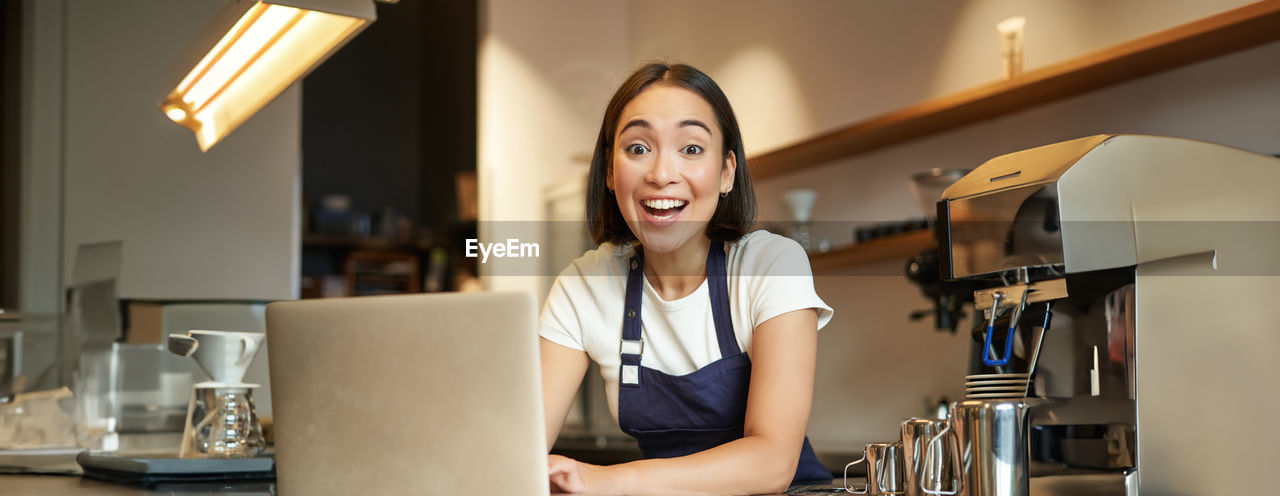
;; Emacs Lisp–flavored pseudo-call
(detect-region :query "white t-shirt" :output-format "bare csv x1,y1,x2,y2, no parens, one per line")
539,230,834,421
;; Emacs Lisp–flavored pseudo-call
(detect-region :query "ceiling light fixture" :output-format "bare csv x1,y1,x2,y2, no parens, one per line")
161,0,377,151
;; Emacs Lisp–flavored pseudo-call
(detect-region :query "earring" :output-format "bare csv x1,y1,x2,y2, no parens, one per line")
720,190,729,198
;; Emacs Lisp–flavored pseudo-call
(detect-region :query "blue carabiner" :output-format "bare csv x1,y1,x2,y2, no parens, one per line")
982,320,1018,367
983,289,1026,367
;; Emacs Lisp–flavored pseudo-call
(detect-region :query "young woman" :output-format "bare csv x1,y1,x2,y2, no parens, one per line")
539,63,834,495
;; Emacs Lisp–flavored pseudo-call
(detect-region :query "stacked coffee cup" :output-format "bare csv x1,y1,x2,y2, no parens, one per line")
964,372,1031,399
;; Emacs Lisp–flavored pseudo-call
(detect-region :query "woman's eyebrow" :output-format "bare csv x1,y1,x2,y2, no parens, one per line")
617,118,712,136
618,119,651,135
679,119,712,136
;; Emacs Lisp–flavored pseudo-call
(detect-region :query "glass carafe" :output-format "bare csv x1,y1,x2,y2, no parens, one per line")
180,383,264,458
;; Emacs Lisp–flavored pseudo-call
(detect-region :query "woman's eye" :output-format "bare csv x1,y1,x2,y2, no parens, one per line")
682,145,703,155
625,144,649,155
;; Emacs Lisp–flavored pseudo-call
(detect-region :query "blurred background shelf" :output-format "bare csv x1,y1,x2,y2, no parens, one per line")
748,0,1280,180
302,234,434,252
809,230,936,272
300,238,455,298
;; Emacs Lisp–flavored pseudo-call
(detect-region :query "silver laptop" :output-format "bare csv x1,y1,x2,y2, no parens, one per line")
266,292,548,495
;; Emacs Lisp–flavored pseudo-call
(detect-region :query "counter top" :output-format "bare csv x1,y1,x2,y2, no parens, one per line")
0,434,1126,496
0,474,273,495
1,473,842,496
0,472,1130,496
551,439,861,478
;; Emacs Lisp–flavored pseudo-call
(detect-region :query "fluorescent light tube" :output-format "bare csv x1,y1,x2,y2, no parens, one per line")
161,0,375,151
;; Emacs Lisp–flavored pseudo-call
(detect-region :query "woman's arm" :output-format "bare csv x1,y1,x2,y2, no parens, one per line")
541,338,590,448
552,308,819,495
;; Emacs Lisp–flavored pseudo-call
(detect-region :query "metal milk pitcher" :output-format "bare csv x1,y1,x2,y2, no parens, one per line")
845,441,905,495
901,418,955,496
922,399,1031,496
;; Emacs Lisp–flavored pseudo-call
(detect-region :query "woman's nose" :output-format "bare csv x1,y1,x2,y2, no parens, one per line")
645,151,679,187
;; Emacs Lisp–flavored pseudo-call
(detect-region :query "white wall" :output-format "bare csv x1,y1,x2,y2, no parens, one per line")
42,0,302,302
626,0,1259,158
623,0,1278,451
477,0,630,295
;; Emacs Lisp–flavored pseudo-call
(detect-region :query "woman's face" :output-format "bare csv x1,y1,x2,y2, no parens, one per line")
608,84,736,255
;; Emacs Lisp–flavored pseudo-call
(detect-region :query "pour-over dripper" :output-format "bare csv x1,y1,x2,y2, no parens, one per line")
169,330,266,459
783,189,817,223
167,330,264,384
782,189,818,251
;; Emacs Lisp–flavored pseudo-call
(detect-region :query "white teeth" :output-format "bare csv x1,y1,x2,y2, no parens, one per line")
642,199,688,210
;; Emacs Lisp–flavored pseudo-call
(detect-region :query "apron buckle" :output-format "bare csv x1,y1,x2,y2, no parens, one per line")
619,338,644,356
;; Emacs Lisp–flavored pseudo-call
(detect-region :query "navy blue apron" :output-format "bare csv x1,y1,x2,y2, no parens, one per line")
616,241,831,484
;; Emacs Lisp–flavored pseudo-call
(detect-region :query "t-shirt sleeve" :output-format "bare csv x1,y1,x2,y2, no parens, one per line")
538,263,587,351
745,234,835,331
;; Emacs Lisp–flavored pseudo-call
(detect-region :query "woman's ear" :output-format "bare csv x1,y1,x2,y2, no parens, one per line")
720,150,737,194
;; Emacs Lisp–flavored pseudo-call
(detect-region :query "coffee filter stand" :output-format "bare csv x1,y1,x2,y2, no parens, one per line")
168,331,266,459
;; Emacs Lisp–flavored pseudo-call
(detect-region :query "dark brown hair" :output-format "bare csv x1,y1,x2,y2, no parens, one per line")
586,62,756,246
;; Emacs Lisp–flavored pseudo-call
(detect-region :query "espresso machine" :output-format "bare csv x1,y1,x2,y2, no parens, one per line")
926,134,1280,495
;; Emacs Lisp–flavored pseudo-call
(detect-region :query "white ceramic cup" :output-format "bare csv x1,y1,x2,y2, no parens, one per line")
169,330,264,383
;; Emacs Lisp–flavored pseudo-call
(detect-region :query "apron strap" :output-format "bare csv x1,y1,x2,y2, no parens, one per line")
618,241,741,386
706,241,742,358
620,250,645,386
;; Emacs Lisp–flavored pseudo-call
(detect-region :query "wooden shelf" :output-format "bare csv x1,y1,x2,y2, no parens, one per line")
808,229,935,272
750,0,1280,180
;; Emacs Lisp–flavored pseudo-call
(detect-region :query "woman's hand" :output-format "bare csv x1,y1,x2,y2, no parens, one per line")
547,455,586,493
548,455,619,493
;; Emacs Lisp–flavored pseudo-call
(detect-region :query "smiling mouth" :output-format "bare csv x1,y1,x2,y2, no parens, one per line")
641,199,688,220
